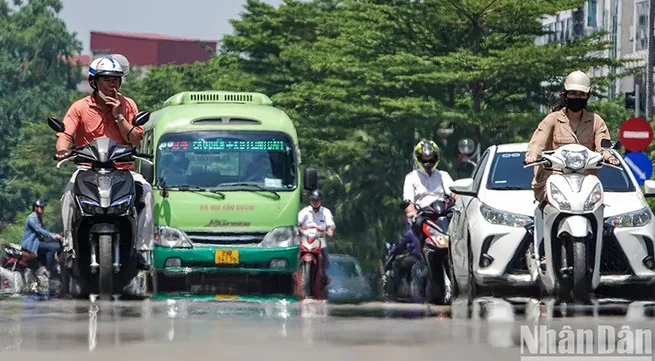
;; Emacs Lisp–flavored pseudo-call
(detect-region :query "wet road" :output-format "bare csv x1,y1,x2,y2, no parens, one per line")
2,295,655,360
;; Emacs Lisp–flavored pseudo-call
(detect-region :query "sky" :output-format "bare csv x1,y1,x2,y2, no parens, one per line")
59,0,284,53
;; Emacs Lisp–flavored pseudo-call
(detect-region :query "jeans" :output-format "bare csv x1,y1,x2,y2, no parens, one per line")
38,241,62,274
60,167,155,253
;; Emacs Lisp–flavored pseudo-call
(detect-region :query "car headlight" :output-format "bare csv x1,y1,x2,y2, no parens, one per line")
562,150,588,170
154,226,193,248
584,183,602,211
260,226,299,248
479,203,532,227
605,207,652,228
549,183,571,210
106,195,132,215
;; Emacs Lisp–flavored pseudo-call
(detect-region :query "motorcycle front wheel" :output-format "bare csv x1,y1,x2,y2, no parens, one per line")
299,261,314,298
98,235,114,298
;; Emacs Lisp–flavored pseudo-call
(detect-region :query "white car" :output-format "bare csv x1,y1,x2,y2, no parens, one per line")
447,142,655,299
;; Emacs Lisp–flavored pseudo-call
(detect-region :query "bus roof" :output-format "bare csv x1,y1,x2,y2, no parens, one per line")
143,91,298,138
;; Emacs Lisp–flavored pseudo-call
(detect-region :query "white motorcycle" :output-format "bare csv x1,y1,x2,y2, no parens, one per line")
524,140,621,302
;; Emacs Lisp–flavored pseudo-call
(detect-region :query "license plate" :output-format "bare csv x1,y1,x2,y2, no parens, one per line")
215,250,239,265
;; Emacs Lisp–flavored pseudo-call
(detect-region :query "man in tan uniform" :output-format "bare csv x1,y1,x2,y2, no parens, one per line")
525,70,620,209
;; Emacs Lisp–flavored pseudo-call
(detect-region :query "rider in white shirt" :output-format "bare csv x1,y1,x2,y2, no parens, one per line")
403,139,455,220
297,189,335,284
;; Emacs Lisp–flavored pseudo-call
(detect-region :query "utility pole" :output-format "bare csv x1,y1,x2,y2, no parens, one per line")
647,0,655,118
636,83,641,117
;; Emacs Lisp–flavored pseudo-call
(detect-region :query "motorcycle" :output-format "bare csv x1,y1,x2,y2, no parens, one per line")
523,140,620,302
293,225,328,299
0,242,62,297
380,242,425,302
46,111,153,299
402,197,455,304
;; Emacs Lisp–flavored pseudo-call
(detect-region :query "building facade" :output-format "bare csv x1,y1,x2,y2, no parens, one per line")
69,31,218,92
536,0,649,101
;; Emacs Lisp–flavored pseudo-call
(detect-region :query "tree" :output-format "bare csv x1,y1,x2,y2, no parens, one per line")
0,0,82,227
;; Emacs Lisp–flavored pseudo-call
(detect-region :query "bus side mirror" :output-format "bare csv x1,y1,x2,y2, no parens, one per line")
303,167,318,191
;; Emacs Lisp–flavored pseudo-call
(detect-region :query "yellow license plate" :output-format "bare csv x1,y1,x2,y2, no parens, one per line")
215,294,238,300
215,250,239,265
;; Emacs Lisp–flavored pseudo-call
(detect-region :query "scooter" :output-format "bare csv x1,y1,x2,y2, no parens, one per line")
402,197,455,304
0,242,59,296
46,112,153,299
524,140,621,302
294,225,328,299
380,243,425,302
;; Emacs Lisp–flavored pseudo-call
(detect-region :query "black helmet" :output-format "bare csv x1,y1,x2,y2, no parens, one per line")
309,189,323,201
33,200,46,209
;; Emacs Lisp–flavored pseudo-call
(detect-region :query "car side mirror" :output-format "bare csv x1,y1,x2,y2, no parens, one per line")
644,180,655,198
132,111,151,126
140,160,154,184
303,167,318,191
449,178,477,197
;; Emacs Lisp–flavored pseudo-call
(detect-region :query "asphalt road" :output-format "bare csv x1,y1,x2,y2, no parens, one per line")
2,296,655,361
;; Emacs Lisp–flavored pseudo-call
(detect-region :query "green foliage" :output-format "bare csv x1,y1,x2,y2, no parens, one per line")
0,0,81,230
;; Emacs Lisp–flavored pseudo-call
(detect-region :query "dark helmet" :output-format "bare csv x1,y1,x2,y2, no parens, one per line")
309,189,323,201
33,200,46,209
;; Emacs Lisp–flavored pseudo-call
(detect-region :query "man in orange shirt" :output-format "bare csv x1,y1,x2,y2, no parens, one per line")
55,56,153,271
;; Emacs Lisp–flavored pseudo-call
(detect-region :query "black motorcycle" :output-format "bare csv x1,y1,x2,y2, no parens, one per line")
47,112,152,299
401,197,455,305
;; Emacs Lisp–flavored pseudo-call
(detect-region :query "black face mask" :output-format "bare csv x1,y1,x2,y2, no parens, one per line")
566,97,587,112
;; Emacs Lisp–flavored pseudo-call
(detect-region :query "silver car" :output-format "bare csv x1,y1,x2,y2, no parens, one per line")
327,254,373,302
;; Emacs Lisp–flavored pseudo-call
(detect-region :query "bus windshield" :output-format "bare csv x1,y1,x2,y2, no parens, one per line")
156,130,297,190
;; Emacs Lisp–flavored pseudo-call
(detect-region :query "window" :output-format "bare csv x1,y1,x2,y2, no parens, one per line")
327,259,363,278
587,0,597,28
485,151,636,192
472,150,490,192
156,130,297,190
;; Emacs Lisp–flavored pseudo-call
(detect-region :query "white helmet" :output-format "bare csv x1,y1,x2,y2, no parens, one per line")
563,70,591,93
88,56,125,90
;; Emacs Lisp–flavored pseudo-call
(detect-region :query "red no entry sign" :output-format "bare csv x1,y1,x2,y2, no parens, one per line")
619,117,653,152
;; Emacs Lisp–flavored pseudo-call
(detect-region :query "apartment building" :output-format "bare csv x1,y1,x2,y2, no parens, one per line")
536,0,649,100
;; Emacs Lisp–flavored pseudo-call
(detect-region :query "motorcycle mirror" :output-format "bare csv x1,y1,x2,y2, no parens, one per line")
132,111,151,127
400,199,411,210
600,139,612,149
47,117,65,133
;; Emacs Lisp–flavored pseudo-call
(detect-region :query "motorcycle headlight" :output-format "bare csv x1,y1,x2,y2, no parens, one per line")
480,203,532,227
605,207,652,228
584,183,602,211
106,195,132,215
562,150,588,170
549,183,571,210
154,226,193,248
77,196,102,214
260,226,299,248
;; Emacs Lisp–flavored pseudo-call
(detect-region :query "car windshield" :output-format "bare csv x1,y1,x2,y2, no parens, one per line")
156,131,296,190
327,259,363,278
486,150,635,192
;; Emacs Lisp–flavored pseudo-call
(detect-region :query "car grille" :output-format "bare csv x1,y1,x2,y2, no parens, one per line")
506,230,532,275
600,227,632,275
184,231,267,245
505,226,632,276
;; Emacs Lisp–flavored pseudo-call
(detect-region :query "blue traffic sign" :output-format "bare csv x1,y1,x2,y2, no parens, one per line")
623,151,654,186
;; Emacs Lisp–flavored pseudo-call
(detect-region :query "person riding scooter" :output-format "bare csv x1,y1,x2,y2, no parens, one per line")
387,225,422,295
297,189,335,285
19,200,63,277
